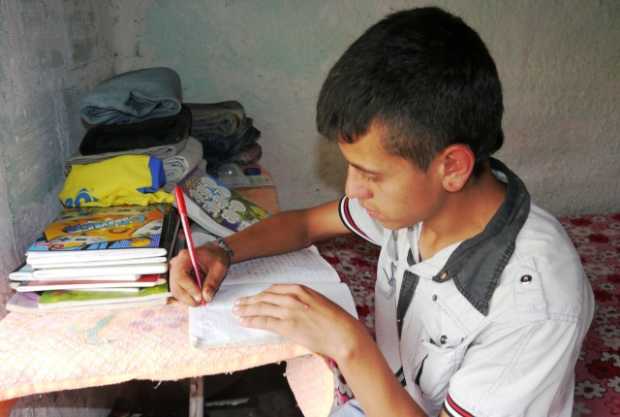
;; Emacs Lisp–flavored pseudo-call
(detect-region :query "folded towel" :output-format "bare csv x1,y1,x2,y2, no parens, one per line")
187,101,246,137
163,137,204,190
80,67,182,125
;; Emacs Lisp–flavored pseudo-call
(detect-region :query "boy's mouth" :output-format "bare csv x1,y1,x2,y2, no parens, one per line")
365,207,381,219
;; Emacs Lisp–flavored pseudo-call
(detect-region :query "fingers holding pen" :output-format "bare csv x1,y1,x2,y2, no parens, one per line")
169,249,203,305
170,244,233,306
201,258,228,303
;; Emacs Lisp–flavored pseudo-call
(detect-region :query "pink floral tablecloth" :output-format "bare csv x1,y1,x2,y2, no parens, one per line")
317,212,620,417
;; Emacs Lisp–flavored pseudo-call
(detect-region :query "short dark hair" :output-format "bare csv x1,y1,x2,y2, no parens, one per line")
316,7,504,173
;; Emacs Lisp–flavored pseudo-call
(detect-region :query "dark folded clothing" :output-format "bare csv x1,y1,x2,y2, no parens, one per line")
199,123,259,156
193,117,251,140
230,142,263,166
186,101,246,137
79,105,192,155
206,143,263,175
187,100,261,170
80,67,183,125
200,124,261,169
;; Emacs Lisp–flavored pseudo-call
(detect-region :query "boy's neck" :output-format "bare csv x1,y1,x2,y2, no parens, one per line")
419,164,506,260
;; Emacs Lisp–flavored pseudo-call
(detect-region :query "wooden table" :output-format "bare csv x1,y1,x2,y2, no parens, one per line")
0,181,335,417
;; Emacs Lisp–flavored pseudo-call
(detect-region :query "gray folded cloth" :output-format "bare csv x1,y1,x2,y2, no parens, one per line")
162,137,204,189
64,138,189,175
186,101,246,137
80,67,182,125
164,159,207,192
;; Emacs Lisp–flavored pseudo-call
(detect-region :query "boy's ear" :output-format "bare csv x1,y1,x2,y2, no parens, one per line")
437,144,475,192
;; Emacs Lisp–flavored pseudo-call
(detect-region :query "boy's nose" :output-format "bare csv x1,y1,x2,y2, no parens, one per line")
345,167,372,200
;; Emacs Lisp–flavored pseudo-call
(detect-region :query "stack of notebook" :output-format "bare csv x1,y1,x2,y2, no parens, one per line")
7,204,179,312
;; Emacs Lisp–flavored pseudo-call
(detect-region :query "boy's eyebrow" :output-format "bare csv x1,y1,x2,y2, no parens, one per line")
348,162,381,176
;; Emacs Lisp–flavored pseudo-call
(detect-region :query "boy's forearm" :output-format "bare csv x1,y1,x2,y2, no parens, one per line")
223,209,315,263
336,325,426,417
217,200,347,264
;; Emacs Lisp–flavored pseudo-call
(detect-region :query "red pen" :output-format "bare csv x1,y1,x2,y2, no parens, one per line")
174,186,204,297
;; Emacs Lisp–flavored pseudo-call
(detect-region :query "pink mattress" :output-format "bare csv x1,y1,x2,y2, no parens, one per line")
0,303,335,417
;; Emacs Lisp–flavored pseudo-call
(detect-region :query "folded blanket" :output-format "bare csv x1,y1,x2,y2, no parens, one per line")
201,123,261,169
162,137,204,190
229,142,262,166
187,101,246,137
80,67,182,125
64,138,189,175
187,101,261,170
79,105,191,155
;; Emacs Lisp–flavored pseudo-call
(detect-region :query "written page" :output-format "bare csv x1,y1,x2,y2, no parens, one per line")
189,246,357,348
222,246,340,285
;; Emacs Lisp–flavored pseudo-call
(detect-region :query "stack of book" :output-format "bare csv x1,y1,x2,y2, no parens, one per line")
7,204,179,312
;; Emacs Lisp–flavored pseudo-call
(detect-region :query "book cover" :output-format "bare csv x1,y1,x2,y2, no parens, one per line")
31,262,167,280
38,283,169,306
12,274,165,292
71,288,140,293
26,204,178,261
27,256,167,269
8,264,34,281
177,169,269,237
190,223,217,247
7,290,169,313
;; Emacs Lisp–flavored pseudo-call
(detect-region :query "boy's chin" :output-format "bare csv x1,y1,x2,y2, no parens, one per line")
378,219,413,231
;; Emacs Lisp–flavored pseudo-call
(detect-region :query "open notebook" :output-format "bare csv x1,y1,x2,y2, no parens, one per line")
189,246,358,348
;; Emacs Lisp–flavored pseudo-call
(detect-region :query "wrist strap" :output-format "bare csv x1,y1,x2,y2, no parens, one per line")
214,237,234,264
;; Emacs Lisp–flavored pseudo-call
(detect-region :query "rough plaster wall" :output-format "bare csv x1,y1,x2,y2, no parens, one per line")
0,0,117,316
0,0,124,416
112,0,619,215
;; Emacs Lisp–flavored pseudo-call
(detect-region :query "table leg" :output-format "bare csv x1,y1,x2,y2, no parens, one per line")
0,399,17,417
188,377,204,417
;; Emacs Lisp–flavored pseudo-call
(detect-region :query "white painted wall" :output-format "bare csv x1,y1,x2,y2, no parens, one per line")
111,0,620,215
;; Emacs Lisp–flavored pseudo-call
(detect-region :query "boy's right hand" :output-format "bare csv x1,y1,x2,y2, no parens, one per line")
169,244,231,306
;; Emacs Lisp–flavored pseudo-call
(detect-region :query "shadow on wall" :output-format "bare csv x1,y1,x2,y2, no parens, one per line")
314,135,347,195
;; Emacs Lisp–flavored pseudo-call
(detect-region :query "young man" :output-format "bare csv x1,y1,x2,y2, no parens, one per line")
170,7,594,417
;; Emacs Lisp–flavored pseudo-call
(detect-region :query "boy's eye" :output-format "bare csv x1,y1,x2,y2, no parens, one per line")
363,173,378,182
350,165,379,182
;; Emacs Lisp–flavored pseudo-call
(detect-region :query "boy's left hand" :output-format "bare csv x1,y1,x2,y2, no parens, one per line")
233,284,363,360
